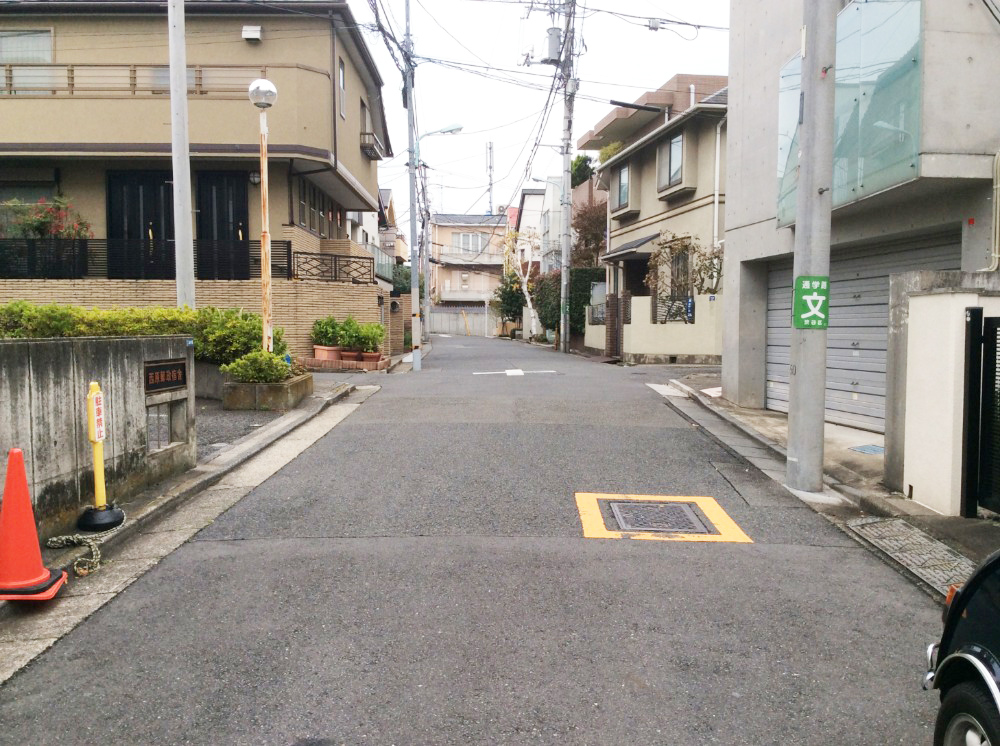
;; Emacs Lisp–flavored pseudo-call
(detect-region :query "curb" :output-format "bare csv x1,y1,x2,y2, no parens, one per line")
0,382,355,622
666,379,904,521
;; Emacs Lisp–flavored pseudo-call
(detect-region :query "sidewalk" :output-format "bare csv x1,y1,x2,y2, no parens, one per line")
0,370,361,624
641,365,1000,591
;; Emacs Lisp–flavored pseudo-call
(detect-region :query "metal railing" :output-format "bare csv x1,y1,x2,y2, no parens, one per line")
651,294,695,324
0,238,88,279
588,302,606,325
363,242,395,282
0,238,292,281
1,63,267,97
292,252,374,284
360,131,385,160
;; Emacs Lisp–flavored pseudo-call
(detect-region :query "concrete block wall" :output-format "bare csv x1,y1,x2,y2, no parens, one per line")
0,279,384,358
0,336,195,539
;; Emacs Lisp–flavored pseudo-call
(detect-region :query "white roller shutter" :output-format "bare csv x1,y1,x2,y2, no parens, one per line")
765,233,961,432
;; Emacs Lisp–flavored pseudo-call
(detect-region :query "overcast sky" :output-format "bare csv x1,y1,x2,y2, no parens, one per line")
348,0,730,222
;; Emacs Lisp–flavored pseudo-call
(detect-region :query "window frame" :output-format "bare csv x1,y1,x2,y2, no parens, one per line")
0,29,53,64
668,133,683,187
338,59,346,119
616,163,629,210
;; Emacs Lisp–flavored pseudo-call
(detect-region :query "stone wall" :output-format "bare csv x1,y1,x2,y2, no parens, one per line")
0,336,195,539
0,279,384,358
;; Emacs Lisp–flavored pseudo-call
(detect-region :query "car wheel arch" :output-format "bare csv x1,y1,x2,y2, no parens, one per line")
936,652,1000,709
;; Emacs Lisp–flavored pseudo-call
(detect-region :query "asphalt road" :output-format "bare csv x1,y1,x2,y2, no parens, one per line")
0,336,941,744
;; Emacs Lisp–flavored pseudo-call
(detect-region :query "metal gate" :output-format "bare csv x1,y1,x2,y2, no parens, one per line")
766,233,961,432
964,309,1000,516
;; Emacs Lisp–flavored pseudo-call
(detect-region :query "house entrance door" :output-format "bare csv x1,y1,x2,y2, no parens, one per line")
106,171,174,279
196,172,250,280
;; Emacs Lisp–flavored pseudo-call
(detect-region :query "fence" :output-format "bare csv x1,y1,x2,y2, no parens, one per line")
588,302,606,325
427,304,500,336
292,252,374,284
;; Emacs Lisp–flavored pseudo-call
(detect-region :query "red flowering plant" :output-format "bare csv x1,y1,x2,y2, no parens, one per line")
4,196,94,240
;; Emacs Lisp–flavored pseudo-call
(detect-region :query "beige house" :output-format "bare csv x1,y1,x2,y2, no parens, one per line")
0,0,394,356
577,74,728,363
429,213,506,305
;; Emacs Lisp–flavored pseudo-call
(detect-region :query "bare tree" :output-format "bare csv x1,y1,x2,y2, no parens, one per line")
503,228,540,337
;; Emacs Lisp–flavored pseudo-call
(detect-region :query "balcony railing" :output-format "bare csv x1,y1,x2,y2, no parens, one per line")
1,63,267,97
292,252,374,284
360,131,385,160
362,242,394,282
0,238,292,281
439,250,505,265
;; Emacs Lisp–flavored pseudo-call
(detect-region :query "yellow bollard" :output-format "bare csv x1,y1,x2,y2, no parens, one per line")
86,382,107,510
78,381,124,532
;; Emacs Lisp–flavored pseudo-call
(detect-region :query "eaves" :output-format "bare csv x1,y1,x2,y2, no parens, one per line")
596,104,727,173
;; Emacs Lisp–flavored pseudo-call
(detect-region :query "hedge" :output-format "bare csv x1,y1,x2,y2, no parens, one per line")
0,301,287,365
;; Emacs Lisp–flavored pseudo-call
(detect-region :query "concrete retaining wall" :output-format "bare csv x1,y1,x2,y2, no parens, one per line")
0,336,195,539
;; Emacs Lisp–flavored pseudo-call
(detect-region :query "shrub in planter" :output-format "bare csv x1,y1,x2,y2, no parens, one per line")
311,315,341,360
219,349,291,383
358,322,385,361
338,316,363,361
195,307,287,365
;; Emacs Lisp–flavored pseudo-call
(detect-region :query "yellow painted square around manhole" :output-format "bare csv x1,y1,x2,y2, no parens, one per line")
575,493,753,543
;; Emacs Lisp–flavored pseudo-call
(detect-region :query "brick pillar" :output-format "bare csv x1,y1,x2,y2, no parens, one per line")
606,294,619,358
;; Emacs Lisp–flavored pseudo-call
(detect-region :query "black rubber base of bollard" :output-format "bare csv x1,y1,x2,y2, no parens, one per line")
77,505,125,532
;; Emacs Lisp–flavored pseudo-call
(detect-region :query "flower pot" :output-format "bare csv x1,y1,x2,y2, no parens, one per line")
340,349,362,362
361,351,381,363
313,345,342,361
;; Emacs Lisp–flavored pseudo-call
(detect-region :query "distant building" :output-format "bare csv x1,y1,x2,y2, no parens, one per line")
429,213,507,305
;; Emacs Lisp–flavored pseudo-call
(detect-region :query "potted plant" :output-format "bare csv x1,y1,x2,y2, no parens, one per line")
311,315,341,361
338,316,363,361
359,322,385,363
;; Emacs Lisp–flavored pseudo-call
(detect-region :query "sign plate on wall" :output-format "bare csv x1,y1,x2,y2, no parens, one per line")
144,359,187,394
792,275,830,329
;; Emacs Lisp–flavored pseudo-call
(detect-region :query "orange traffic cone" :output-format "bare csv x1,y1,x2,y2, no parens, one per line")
0,449,66,601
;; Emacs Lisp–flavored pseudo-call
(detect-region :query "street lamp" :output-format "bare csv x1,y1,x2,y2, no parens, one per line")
409,124,463,364
249,78,277,352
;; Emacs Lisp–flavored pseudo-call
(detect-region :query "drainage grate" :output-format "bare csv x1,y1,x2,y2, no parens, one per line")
610,501,709,534
849,444,884,455
847,517,976,595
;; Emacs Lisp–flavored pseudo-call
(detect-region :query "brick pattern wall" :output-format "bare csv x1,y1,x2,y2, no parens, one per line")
386,292,410,355
282,224,321,254
606,293,619,358
0,279,384,358
320,238,371,258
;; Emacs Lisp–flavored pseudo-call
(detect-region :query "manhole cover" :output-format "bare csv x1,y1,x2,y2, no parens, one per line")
609,501,709,534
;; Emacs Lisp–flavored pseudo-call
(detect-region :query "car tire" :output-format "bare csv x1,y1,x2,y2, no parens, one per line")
935,681,1000,746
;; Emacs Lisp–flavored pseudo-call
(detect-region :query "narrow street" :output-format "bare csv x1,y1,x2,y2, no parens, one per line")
0,336,940,744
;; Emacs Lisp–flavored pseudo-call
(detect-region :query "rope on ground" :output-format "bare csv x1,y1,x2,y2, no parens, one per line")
45,513,127,577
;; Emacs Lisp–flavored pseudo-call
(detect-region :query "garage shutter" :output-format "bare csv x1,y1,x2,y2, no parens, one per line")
765,232,961,432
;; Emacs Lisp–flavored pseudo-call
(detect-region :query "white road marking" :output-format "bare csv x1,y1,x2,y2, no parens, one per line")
473,371,506,376
701,387,722,398
646,382,688,398
506,369,525,376
438,334,452,338
472,369,558,376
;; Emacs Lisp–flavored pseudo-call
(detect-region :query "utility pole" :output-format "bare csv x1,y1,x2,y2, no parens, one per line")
420,162,431,343
404,0,422,371
786,1,839,492
167,0,195,308
558,2,577,354
487,142,494,215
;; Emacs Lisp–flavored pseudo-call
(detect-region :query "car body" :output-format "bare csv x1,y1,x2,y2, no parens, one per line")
924,548,1000,745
